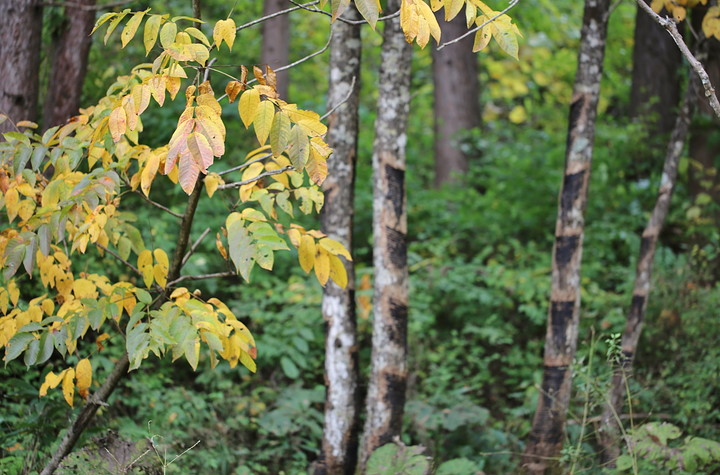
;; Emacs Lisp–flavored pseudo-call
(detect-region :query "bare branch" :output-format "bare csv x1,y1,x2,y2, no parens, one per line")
96,243,141,275
235,1,320,31
182,227,211,266
436,0,520,51
217,166,294,190
133,190,183,219
167,271,236,287
217,154,272,176
321,75,357,121
287,0,401,25
634,0,720,118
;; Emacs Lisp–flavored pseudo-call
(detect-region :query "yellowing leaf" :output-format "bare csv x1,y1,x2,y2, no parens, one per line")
144,14,164,54
355,0,380,29
184,26,211,46
137,249,154,288
109,106,127,143
39,370,63,397
225,80,244,103
508,104,527,124
287,228,302,247
75,358,92,399
269,112,291,157
314,248,330,285
204,172,224,197
153,248,169,288
121,10,146,48
444,0,464,20
331,0,351,21
703,7,720,40
239,89,260,128
141,151,160,196
62,368,75,407
298,235,315,273
319,238,352,260
473,22,492,52
253,101,276,146
187,132,214,171
213,18,236,50
329,255,348,288
159,21,177,49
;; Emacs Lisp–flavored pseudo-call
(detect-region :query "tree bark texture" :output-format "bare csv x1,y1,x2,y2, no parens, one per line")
522,1,610,473
0,0,43,135
629,0,682,148
359,0,412,470
598,77,693,468
261,0,290,99
43,0,97,129
431,13,481,187
315,7,362,475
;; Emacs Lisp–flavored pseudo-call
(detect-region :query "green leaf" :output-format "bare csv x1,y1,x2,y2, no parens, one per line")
23,338,40,367
127,322,150,371
280,356,300,379
135,288,152,305
366,443,430,475
269,112,290,157
4,333,35,364
287,125,309,169
227,218,255,282
36,332,54,365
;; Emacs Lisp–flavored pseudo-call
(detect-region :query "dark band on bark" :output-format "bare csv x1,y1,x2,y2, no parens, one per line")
566,97,585,150
384,164,405,223
387,298,408,345
382,372,407,440
528,365,568,445
560,170,586,220
555,234,580,271
385,226,407,270
550,300,574,350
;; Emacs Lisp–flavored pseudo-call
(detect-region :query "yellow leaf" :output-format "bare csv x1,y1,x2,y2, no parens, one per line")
238,89,260,128
318,238,352,260
204,172,224,198
314,248,330,285
472,22,492,52
141,151,160,196
298,235,315,273
702,7,720,39
109,106,127,143
444,0,464,20
287,228,302,248
121,10,146,48
355,0,380,29
184,26,211,46
75,358,92,399
159,21,177,49
509,105,527,124
269,112,291,157
137,249,154,288
187,132,214,171
416,0,441,44
39,370,63,397
153,248,169,288
213,18,236,50
144,14,164,55
329,255,348,288
5,188,19,222
62,368,75,407
253,101,276,146
72,278,98,299
225,80,244,103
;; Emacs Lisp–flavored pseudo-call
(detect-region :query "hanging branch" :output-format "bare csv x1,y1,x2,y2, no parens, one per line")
634,0,720,118
436,0,520,50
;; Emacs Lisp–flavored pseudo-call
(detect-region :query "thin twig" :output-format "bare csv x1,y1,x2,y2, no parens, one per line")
133,190,183,219
236,1,319,31
41,0,132,10
167,440,201,466
320,75,357,121
96,243,141,275
217,166,293,190
217,154,272,176
634,0,720,118
287,0,401,25
181,227,211,266
436,0,520,50
167,271,236,286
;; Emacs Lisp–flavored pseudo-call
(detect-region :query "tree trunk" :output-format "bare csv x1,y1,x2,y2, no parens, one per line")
431,13,481,187
597,75,693,468
261,0,290,99
43,0,97,129
629,0,682,153
315,7,362,475
522,1,610,473
0,0,43,135
358,0,412,470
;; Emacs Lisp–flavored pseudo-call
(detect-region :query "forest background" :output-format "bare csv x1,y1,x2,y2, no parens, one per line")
0,0,719,473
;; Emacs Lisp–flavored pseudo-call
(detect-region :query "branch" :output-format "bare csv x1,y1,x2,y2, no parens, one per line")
133,190,183,219
287,0,401,25
96,243,141,275
235,1,320,31
167,271,236,287
217,154,272,176
181,227,211,266
436,0,520,50
217,166,293,190
320,75,357,121
634,0,720,118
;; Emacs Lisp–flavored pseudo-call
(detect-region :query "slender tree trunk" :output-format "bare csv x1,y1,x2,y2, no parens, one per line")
261,0,290,99
358,0,412,470
315,7,362,475
0,0,43,135
431,13,481,187
43,0,97,129
629,0,682,151
598,76,693,468
522,1,610,473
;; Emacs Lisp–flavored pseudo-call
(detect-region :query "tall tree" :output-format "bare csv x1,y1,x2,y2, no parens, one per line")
522,1,610,472
359,0,412,469
431,13,481,187
629,0,682,153
43,0,97,129
261,0,290,99
0,0,43,134
598,78,693,467
315,7,362,475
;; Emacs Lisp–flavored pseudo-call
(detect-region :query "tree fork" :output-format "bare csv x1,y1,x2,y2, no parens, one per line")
597,78,694,467
522,0,611,473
